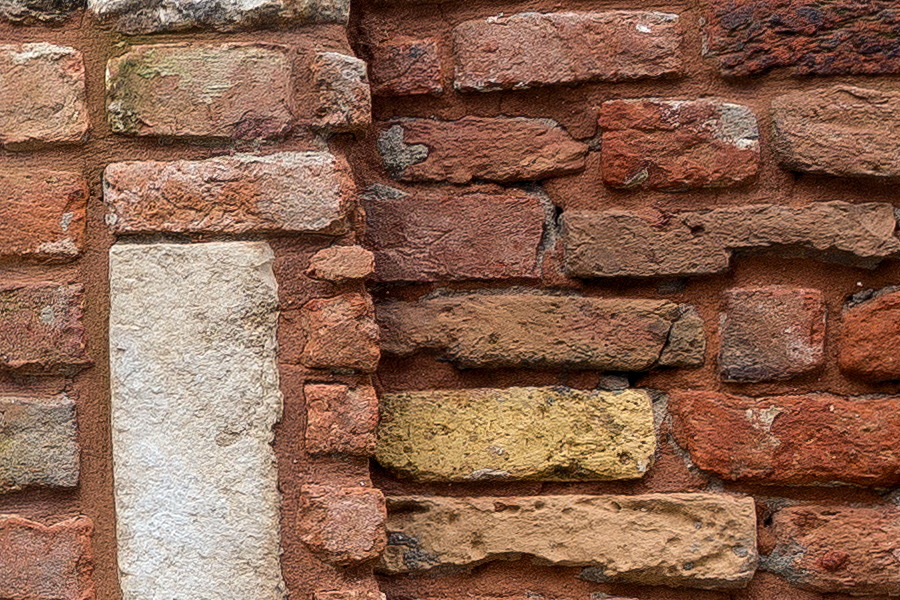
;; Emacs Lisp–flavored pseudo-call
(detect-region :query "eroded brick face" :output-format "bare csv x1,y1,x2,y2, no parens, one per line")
839,287,900,381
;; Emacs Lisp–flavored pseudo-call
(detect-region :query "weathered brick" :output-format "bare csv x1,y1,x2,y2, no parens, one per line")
718,287,825,383
362,184,546,282
369,38,442,96
378,117,587,183
315,591,382,600
839,287,900,381
561,201,900,278
301,485,387,566
0,170,88,261
89,0,348,33
381,494,757,588
0,283,89,373
0,44,88,149
305,383,378,456
599,98,760,190
107,43,293,140
772,85,900,178
0,395,79,493
308,246,374,282
312,52,372,133
376,387,656,481
377,293,705,370
104,152,353,235
768,505,900,594
300,293,380,373
669,391,900,487
453,11,682,92
0,515,95,600
702,0,900,77
0,0,82,22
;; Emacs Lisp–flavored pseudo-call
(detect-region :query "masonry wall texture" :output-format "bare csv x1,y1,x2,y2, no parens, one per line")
2,2,900,600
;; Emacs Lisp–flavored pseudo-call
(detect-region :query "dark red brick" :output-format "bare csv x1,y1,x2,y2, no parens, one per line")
369,38,443,96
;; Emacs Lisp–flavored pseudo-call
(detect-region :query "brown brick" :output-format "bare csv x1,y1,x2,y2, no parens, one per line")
453,11,682,92
378,117,587,183
0,44,88,149
599,98,760,190
362,184,546,282
0,0,82,23
305,383,378,456
718,287,825,383
768,505,900,595
104,152,354,235
772,85,900,178
839,287,900,381
308,246,374,282
315,591,382,600
377,293,704,371
300,293,380,373
369,38,442,96
669,391,900,487
0,515,95,600
301,485,387,566
562,201,900,278
0,170,88,261
702,0,900,77
107,43,293,140
311,52,372,133
0,283,89,373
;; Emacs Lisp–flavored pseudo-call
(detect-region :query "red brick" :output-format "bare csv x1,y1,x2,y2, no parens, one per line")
718,287,825,382
305,383,378,456
300,485,386,566
0,170,88,261
0,44,89,149
599,98,760,190
0,515,95,600
839,288,900,381
312,52,372,133
362,184,546,282
107,43,293,140
300,293,380,373
378,117,587,183
369,38,442,96
669,391,900,486
453,11,682,92
768,505,900,594
308,246,374,282
0,283,89,373
702,0,900,77
103,152,353,235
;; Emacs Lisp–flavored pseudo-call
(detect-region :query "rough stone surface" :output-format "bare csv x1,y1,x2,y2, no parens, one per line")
0,170,88,261
107,43,293,140
369,38,443,96
768,505,900,595
89,0,349,33
0,516,95,600
772,86,900,178
0,44,89,149
599,98,760,190
109,242,286,600
0,0,82,22
308,246,374,282
561,201,900,278
453,11,682,92
0,283,89,373
381,494,757,589
0,396,79,493
376,387,656,481
839,288,900,381
305,383,378,456
378,117,587,183
301,485,387,566
377,293,705,370
300,293,380,373
702,0,900,77
315,592,383,600
312,52,372,132
718,287,826,383
669,391,900,487
104,152,353,235
362,184,546,281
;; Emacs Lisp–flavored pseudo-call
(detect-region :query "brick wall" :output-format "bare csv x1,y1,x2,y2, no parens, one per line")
1,1,899,600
